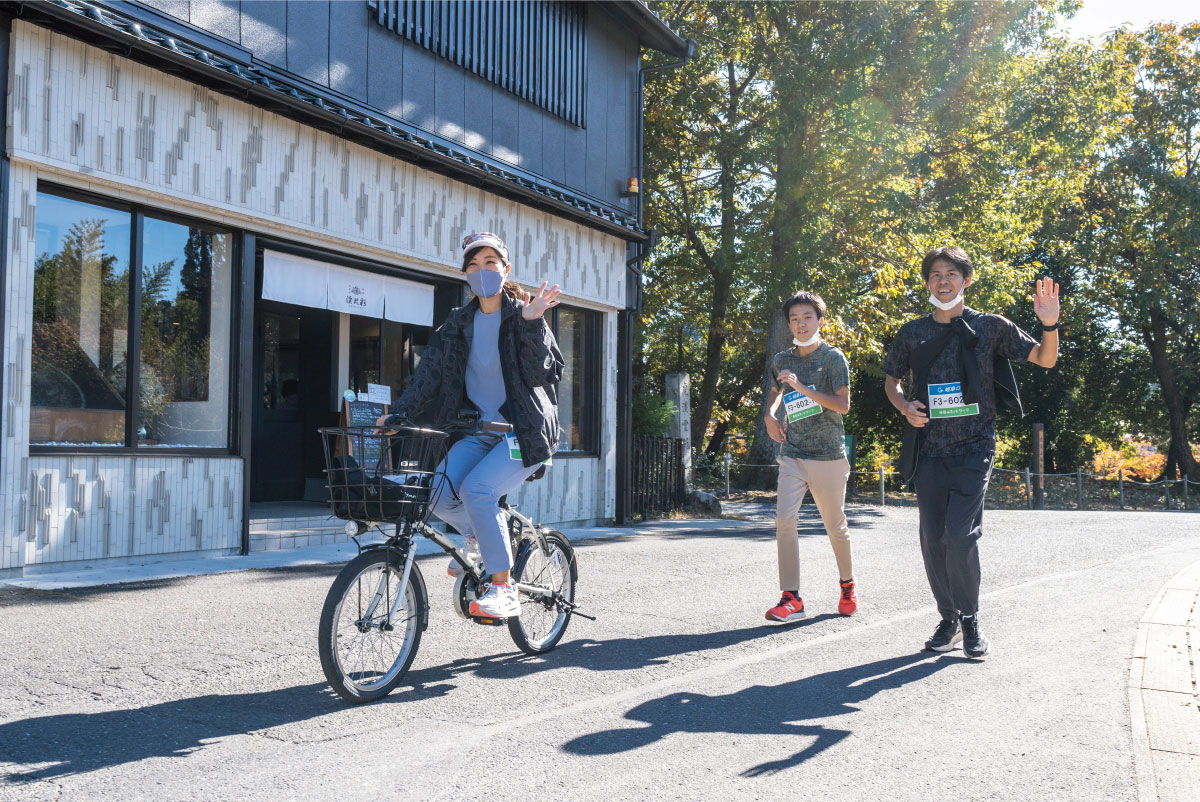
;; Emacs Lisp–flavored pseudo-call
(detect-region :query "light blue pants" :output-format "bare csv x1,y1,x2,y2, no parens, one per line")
428,434,543,574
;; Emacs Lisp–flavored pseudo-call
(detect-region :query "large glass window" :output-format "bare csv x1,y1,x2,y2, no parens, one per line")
31,194,131,446
138,218,233,447
30,187,235,450
553,306,600,454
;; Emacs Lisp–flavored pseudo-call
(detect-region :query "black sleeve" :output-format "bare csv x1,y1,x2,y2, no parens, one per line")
394,325,446,418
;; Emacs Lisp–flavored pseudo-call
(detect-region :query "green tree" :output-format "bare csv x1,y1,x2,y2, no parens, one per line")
1078,24,1200,480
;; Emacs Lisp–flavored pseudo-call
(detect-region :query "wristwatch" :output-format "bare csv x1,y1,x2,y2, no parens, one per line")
1040,321,1061,332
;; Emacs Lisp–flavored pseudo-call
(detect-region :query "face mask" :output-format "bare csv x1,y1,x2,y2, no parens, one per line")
792,333,820,347
467,268,506,299
929,291,963,311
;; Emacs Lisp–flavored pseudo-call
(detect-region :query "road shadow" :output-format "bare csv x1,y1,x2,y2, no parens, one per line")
561,650,962,776
0,682,380,784
396,616,841,691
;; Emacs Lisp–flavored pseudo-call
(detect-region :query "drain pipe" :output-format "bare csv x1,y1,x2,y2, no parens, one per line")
616,37,694,525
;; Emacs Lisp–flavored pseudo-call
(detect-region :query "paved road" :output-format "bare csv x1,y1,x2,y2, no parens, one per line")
2,507,1198,801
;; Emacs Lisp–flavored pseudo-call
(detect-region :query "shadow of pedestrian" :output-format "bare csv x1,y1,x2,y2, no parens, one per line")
561,651,959,776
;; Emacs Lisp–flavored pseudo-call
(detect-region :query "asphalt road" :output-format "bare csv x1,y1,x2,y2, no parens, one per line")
2,506,1198,801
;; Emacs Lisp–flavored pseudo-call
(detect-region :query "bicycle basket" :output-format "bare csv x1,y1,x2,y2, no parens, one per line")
320,426,449,524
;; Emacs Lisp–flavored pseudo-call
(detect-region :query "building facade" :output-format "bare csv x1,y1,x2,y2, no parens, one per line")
0,0,688,576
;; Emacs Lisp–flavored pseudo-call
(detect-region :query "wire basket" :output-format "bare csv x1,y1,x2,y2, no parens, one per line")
319,425,449,525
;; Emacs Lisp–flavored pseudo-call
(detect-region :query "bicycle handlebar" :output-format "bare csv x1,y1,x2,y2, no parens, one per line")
379,409,512,436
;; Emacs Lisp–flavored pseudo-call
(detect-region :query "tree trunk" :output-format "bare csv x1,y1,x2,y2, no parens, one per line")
690,61,741,451
1142,307,1199,480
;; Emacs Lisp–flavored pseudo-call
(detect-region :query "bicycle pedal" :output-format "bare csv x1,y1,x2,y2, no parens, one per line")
470,615,505,627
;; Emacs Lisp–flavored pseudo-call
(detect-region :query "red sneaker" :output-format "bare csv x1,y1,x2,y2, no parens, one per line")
838,578,858,616
765,591,806,623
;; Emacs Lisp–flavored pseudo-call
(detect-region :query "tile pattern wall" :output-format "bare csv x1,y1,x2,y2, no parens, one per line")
0,22,621,570
7,22,626,310
22,456,243,565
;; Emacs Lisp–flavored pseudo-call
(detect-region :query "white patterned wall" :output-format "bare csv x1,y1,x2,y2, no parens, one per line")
0,22,622,570
6,22,627,309
23,456,242,565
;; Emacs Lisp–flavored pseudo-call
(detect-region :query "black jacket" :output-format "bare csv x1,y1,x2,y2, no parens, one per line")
395,292,565,467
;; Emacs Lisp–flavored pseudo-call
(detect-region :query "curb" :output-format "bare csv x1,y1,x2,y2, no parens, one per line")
1130,559,1200,802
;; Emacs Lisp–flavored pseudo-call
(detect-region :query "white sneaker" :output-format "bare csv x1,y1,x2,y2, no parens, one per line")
469,581,520,618
447,536,480,577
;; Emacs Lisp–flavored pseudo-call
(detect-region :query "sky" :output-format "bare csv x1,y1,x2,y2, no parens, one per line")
1060,0,1198,40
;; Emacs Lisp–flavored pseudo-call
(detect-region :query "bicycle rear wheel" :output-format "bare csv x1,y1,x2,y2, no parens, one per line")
508,529,576,655
318,548,427,703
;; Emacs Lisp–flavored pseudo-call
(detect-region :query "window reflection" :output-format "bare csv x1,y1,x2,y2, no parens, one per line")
138,217,232,447
30,193,130,445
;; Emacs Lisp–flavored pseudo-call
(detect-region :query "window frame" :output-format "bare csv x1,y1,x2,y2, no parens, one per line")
30,182,241,456
549,304,602,458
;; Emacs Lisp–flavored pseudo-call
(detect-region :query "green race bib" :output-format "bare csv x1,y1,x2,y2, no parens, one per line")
783,388,821,422
928,382,979,418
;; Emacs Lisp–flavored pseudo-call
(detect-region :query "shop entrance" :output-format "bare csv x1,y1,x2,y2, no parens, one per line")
251,300,337,502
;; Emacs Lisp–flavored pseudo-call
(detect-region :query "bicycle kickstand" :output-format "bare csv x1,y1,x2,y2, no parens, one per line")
557,598,596,621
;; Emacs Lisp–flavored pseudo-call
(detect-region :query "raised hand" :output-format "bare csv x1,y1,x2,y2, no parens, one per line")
1032,276,1060,326
522,281,562,320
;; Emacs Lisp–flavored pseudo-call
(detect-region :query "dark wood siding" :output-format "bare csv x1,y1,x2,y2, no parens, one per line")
135,0,638,211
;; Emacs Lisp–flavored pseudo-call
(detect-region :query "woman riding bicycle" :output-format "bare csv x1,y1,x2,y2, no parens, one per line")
389,231,564,618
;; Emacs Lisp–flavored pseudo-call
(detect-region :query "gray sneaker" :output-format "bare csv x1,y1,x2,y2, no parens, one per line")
924,619,962,652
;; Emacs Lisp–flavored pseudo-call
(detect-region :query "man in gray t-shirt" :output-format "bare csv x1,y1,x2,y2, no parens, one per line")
762,291,858,625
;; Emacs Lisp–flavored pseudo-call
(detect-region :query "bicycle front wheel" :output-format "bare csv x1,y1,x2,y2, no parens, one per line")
508,529,576,655
318,549,427,703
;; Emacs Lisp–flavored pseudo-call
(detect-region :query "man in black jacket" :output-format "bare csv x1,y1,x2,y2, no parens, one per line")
883,246,1060,658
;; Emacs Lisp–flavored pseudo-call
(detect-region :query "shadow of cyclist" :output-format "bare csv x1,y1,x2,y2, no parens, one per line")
399,614,841,690
561,651,958,776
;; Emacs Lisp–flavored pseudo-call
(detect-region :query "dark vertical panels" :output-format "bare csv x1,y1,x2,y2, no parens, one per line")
402,45,438,131
607,31,632,205
434,58,466,142
367,0,585,126
584,10,610,198
286,1,329,86
330,0,369,99
541,115,567,186
189,0,241,43
366,20,404,118
462,71,493,155
240,1,288,68
491,88,520,165
518,100,543,176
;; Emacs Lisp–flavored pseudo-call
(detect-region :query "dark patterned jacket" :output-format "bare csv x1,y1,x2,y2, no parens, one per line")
395,292,564,467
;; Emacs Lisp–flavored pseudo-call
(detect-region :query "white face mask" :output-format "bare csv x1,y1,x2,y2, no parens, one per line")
793,333,821,347
928,292,964,311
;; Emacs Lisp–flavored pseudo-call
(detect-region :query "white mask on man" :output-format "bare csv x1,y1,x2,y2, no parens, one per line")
793,333,821,347
928,292,964,311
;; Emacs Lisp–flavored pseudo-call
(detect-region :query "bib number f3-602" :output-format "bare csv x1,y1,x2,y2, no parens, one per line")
927,382,979,418
783,388,821,422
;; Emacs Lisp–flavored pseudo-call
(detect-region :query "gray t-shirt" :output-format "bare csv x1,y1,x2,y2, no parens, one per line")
883,309,1037,457
466,308,507,423
769,343,850,460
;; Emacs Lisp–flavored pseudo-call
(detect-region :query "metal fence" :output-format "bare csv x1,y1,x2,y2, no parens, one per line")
711,455,1199,511
631,435,688,519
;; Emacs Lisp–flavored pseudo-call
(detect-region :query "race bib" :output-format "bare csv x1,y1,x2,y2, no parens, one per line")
507,434,552,465
783,388,821,422
928,382,979,418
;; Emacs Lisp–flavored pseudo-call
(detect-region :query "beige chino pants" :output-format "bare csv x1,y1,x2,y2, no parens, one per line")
775,455,853,591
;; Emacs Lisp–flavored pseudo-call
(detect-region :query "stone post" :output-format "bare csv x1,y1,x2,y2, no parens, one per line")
665,372,692,489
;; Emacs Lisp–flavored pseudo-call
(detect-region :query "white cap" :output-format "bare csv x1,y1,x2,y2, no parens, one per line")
460,231,509,263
